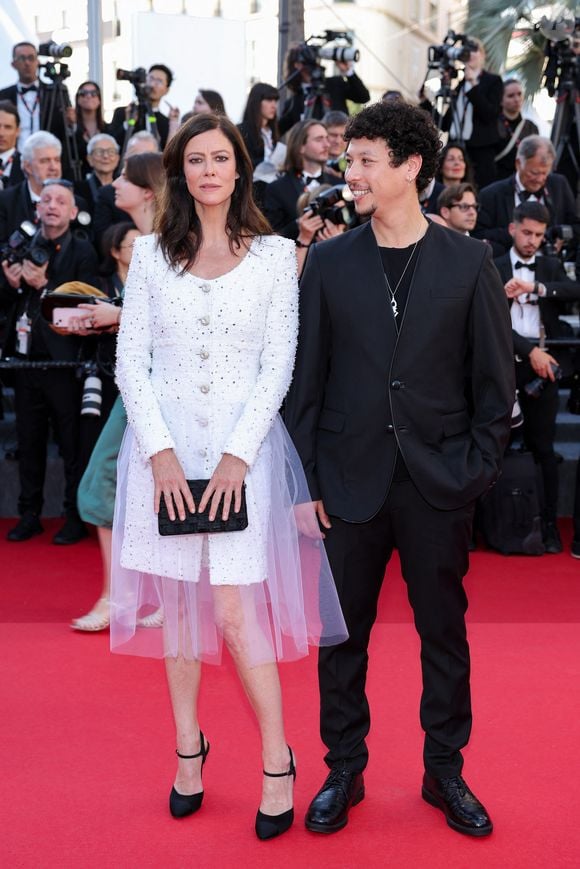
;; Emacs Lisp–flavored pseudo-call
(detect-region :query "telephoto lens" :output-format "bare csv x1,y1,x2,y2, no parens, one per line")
81,375,103,416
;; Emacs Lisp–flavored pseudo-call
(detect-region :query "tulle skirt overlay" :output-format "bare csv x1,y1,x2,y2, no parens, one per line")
110,416,348,665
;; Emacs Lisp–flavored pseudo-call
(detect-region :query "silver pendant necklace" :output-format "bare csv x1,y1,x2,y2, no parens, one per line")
384,239,419,319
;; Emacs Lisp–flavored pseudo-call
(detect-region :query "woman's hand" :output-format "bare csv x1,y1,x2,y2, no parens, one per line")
151,448,195,520
317,220,346,241
296,210,324,246
77,300,122,330
198,453,248,522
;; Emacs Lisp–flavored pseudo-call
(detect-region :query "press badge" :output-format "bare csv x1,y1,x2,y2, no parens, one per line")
16,313,31,355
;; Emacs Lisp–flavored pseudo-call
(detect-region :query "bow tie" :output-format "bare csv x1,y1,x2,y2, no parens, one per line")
514,260,536,271
19,84,38,94
302,174,320,186
518,188,544,202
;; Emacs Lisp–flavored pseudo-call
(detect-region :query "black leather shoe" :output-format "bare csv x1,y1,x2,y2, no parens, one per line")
422,773,493,837
305,765,365,833
543,522,563,554
6,513,43,542
53,514,88,545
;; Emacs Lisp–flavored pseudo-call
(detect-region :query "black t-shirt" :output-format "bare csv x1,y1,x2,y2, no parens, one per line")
379,239,423,482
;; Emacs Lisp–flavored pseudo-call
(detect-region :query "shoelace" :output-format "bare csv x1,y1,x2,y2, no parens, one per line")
439,776,468,803
325,767,354,798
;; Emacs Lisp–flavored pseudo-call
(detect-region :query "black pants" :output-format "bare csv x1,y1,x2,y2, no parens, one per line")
14,368,82,516
516,360,559,524
319,478,474,778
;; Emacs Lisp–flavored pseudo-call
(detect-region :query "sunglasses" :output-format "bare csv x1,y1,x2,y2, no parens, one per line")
78,89,99,97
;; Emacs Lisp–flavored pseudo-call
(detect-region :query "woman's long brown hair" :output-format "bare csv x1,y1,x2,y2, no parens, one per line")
156,114,271,274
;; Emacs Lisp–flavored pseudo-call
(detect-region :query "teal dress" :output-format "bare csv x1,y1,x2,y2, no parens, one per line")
77,395,127,528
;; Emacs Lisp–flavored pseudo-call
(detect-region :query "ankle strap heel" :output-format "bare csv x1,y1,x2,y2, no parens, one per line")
170,731,210,819
176,730,210,764
263,745,296,780
256,746,296,840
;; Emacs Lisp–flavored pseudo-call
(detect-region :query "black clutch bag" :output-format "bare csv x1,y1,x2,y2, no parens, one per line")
158,480,248,536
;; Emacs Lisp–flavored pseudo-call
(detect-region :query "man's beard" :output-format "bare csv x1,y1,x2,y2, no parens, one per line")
355,200,376,218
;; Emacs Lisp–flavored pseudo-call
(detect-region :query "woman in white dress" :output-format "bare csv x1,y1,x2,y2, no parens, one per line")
110,113,346,840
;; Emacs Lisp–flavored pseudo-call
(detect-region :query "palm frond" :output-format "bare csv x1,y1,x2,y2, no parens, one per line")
465,1,578,95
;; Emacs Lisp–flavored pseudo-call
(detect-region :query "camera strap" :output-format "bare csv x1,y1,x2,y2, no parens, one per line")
494,117,526,163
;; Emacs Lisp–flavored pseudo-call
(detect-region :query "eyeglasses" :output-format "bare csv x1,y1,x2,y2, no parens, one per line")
449,203,480,212
42,178,74,189
15,54,36,63
147,76,166,86
78,89,99,97
91,148,118,158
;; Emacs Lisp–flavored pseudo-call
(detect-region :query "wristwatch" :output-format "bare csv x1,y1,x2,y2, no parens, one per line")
295,239,310,249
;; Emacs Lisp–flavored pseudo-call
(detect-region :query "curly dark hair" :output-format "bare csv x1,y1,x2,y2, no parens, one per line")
156,113,271,274
344,101,442,192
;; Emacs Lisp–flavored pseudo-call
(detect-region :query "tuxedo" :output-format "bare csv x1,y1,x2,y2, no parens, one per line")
0,82,70,141
495,252,580,523
279,73,370,136
285,221,514,777
0,151,25,189
0,181,90,244
474,172,579,257
109,105,169,151
262,170,337,239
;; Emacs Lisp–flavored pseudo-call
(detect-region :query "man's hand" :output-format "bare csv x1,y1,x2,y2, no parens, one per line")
294,500,332,539
529,347,558,380
504,277,535,299
2,259,23,289
317,220,346,241
296,210,324,246
21,260,48,291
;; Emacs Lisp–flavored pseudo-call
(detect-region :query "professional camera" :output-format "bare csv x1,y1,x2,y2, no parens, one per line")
304,184,354,226
0,222,51,267
427,30,478,74
537,15,579,96
542,224,579,257
296,31,360,69
116,67,151,102
524,363,562,399
38,41,72,60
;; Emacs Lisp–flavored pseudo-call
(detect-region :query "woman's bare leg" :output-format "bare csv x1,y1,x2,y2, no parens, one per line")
165,656,203,795
213,586,294,815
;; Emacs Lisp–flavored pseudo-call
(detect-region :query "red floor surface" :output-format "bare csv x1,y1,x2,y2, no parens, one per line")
1,519,579,868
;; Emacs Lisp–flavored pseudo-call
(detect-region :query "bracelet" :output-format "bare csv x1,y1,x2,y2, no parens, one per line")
295,239,310,249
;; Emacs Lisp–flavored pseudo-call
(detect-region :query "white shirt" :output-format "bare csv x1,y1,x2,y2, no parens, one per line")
509,248,541,339
0,147,16,180
16,79,41,148
514,173,545,211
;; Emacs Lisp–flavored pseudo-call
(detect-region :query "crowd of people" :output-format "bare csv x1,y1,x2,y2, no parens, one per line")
0,32,579,841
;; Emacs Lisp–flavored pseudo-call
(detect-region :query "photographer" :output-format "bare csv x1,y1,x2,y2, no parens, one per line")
263,119,334,239
495,79,539,181
295,184,348,275
474,135,578,256
494,202,580,554
75,133,120,214
323,110,349,179
423,37,502,189
1,179,99,545
110,64,177,151
279,43,369,135
0,130,61,241
0,42,70,151
0,100,24,189
437,183,479,235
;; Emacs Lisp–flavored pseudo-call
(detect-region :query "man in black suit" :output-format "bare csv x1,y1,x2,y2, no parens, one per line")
0,130,62,241
110,64,174,152
422,39,502,189
263,120,335,239
0,42,70,152
474,135,579,257
285,101,514,837
494,201,580,554
1,180,99,545
0,101,25,189
279,47,370,135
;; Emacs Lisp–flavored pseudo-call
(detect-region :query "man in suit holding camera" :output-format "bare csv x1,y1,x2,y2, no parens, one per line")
494,201,580,554
1,179,99,544
285,100,514,837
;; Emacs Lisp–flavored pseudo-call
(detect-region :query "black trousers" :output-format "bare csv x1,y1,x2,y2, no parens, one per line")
515,360,559,523
319,477,475,778
14,368,82,516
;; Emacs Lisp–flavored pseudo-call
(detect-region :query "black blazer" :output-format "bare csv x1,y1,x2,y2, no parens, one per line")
494,252,580,359
441,70,503,148
279,73,370,135
0,181,90,243
474,172,579,256
110,106,169,150
262,170,337,239
284,221,515,518
0,151,25,188
0,82,71,142
92,184,131,248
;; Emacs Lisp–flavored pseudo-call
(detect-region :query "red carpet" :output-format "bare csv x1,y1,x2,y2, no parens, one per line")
1,519,579,868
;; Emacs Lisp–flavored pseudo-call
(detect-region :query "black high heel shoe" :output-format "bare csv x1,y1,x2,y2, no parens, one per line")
255,746,296,841
169,731,210,818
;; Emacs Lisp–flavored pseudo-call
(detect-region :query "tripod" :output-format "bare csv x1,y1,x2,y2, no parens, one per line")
551,86,580,197
120,96,160,158
42,64,82,183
